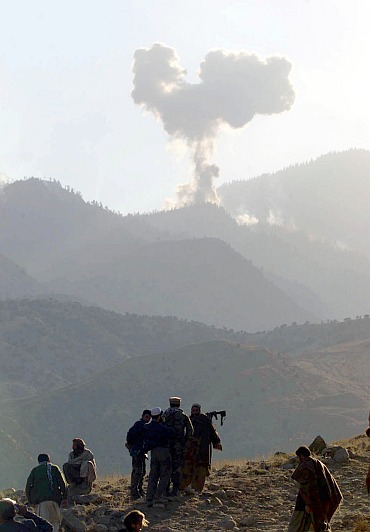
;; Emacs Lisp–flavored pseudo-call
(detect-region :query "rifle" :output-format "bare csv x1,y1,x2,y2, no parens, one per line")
206,410,226,426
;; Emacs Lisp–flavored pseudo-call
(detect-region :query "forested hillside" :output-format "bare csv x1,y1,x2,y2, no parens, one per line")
0,179,316,331
219,149,370,256
2,299,370,402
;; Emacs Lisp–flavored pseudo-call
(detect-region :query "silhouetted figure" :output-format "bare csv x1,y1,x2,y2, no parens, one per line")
126,409,151,500
163,396,193,496
288,446,342,532
180,402,222,494
144,407,174,506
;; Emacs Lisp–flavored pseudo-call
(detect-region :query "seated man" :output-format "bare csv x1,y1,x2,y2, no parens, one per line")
63,438,96,495
0,498,52,531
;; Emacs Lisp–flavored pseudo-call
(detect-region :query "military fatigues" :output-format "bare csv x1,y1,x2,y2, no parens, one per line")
164,407,193,495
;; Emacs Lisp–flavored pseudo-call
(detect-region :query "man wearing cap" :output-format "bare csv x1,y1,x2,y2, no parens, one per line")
63,438,96,495
163,397,193,496
144,407,175,507
0,498,53,531
26,454,67,532
180,403,222,494
126,409,152,501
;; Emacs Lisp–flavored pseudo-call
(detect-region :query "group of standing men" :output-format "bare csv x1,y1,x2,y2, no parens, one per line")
126,397,222,506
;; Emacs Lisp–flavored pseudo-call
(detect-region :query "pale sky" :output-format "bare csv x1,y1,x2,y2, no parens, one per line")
0,0,369,214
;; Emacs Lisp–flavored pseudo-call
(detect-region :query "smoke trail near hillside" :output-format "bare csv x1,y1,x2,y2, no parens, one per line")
132,43,295,205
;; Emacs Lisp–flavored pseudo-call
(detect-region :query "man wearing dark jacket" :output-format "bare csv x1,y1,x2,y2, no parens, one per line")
144,407,174,507
180,403,222,494
126,409,151,501
26,454,67,532
0,499,52,531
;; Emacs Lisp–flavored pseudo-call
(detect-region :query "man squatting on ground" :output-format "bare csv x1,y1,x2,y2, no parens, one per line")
163,396,193,496
0,498,53,532
288,445,343,532
63,438,96,494
180,402,222,494
26,454,67,532
126,409,152,501
143,407,175,506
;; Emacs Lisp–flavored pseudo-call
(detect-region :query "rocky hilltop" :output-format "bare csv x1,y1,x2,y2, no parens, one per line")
3,434,369,531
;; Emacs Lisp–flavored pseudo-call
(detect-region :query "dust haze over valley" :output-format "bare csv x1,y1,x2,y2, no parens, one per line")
1,155,370,487
1,0,370,497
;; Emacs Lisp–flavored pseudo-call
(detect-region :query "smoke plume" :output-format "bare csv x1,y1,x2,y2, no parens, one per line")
132,43,295,205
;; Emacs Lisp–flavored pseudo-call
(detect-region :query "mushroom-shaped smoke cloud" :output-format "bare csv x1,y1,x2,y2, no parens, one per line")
132,43,295,206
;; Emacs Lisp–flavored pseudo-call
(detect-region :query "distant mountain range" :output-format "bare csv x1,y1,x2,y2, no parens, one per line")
2,152,370,328
0,178,316,331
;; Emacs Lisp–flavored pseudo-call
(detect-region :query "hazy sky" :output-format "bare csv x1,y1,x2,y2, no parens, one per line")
0,0,369,213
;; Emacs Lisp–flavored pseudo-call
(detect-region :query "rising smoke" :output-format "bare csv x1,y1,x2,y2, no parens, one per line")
132,43,295,206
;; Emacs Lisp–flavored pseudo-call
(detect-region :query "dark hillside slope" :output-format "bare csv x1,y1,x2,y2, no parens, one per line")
45,237,315,331
0,254,43,299
3,300,370,402
142,202,370,319
0,178,162,274
249,315,370,355
0,180,314,331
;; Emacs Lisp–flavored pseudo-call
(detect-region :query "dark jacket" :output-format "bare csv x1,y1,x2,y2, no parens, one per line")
144,421,174,452
126,419,148,455
0,510,53,531
26,463,67,505
190,413,221,466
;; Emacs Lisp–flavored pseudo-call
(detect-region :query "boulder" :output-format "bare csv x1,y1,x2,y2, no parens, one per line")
62,508,87,532
309,435,327,454
322,446,349,463
333,447,350,463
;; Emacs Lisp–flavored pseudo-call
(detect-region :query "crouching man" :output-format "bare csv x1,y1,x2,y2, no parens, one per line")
63,438,96,495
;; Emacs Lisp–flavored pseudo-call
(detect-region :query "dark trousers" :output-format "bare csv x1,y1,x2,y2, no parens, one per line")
146,447,172,502
63,463,82,485
130,453,146,498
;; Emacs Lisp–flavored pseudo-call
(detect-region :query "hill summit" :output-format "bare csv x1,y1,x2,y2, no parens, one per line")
3,433,369,531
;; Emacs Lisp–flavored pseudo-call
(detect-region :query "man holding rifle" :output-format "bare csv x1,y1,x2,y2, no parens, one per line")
180,403,222,494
